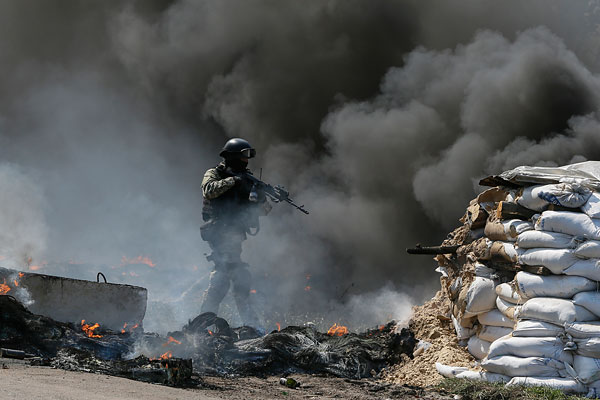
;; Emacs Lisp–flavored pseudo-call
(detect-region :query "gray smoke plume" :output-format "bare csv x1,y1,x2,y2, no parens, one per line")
2,0,600,332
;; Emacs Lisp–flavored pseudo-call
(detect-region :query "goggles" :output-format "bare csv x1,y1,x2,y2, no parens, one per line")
240,148,256,158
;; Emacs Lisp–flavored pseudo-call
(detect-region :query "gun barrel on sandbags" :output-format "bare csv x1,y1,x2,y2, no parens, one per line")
406,245,460,255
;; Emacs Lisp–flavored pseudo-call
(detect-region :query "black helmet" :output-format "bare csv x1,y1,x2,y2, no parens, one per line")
219,138,256,159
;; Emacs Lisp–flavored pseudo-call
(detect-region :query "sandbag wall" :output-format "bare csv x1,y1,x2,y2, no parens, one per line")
436,182,600,394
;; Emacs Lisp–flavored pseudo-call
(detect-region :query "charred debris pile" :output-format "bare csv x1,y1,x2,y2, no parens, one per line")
0,294,416,386
411,162,600,396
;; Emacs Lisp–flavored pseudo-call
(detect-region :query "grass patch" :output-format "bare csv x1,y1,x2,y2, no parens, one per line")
437,378,588,400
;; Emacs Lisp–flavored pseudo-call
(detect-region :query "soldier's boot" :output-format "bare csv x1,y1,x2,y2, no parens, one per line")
231,263,261,328
200,266,231,315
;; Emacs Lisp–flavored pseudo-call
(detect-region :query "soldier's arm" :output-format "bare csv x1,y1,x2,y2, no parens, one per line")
202,169,237,199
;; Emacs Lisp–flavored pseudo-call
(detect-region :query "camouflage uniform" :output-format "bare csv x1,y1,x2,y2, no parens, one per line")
200,162,270,327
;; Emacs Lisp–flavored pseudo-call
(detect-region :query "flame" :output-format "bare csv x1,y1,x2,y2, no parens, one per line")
13,280,18,287
208,330,213,336
121,323,127,334
29,265,42,271
159,351,172,360
379,325,385,331
18,272,24,278
81,319,103,338
0,279,10,295
121,255,156,268
132,323,139,330
304,286,311,291
120,322,139,334
276,322,281,332
327,323,348,337
249,289,257,294
163,336,181,346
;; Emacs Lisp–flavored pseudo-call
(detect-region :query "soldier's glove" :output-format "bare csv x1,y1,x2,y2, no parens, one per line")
232,176,243,184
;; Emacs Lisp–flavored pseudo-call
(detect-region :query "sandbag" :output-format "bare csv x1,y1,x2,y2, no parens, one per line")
565,321,600,339
574,337,600,358
582,192,600,219
535,211,600,240
477,310,515,328
454,370,510,383
468,336,491,360
485,219,532,242
573,355,600,383
517,183,592,211
517,230,577,249
518,248,579,274
490,242,521,263
512,320,563,337
463,277,497,317
452,314,476,340
435,363,469,378
564,259,600,281
474,262,496,278
478,325,512,343
496,296,520,320
487,336,573,364
517,297,596,325
575,240,600,259
495,283,525,304
506,377,586,394
573,291,600,317
481,356,565,377
515,271,597,299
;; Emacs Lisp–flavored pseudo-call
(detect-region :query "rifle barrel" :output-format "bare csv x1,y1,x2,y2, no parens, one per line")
406,245,460,255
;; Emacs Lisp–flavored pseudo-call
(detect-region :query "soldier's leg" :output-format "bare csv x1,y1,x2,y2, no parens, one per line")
231,263,260,327
200,266,230,314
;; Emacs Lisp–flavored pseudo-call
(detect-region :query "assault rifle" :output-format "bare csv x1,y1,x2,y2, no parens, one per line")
233,171,309,215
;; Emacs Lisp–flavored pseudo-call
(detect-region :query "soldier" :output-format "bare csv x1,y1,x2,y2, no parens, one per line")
199,138,271,328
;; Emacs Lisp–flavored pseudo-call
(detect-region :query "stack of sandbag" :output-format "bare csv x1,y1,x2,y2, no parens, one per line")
433,162,600,395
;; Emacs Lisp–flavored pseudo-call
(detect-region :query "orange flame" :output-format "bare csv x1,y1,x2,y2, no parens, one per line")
249,289,257,294
13,280,18,287
0,279,10,295
18,272,24,278
121,323,128,334
379,325,385,331
121,255,156,268
81,319,103,338
276,322,281,332
159,351,172,360
208,330,213,336
163,336,181,346
327,323,348,337
304,286,311,291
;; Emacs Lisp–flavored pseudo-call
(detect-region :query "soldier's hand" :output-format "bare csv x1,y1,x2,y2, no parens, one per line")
233,176,243,184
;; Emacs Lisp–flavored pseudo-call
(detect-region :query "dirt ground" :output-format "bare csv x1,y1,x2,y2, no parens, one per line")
0,358,452,400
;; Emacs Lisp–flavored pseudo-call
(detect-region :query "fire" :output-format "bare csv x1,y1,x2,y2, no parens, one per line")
159,351,172,360
379,325,385,331
0,279,10,295
249,289,257,294
327,323,349,337
121,255,156,268
13,280,18,287
304,286,311,291
121,323,127,334
81,319,103,338
163,336,181,346
276,322,281,332
208,330,214,336
120,322,140,334
18,272,24,278
29,265,42,271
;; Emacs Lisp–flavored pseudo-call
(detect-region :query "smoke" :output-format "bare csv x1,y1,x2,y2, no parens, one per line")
2,0,600,331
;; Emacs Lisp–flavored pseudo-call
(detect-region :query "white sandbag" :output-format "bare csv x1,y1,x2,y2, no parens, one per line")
582,192,600,219
518,248,579,274
565,321,600,338
454,370,510,383
478,325,513,342
490,242,522,263
506,377,586,394
452,314,476,340
515,271,597,299
573,291,600,317
517,297,596,325
574,337,600,358
509,219,534,235
468,335,491,360
535,211,600,240
482,356,565,377
512,320,563,337
495,283,525,304
564,259,600,281
435,362,469,378
517,230,577,249
575,240,600,259
496,296,520,320
474,262,496,278
464,277,497,317
487,336,573,364
518,183,592,211
477,310,515,328
574,355,600,383
485,219,533,242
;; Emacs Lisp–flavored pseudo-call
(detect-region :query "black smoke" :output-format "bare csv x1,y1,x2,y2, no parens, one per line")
1,0,600,330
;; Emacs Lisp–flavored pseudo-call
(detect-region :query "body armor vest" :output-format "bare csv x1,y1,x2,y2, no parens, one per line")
202,164,255,225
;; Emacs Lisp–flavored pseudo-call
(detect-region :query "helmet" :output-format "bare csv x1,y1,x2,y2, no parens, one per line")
219,138,256,159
